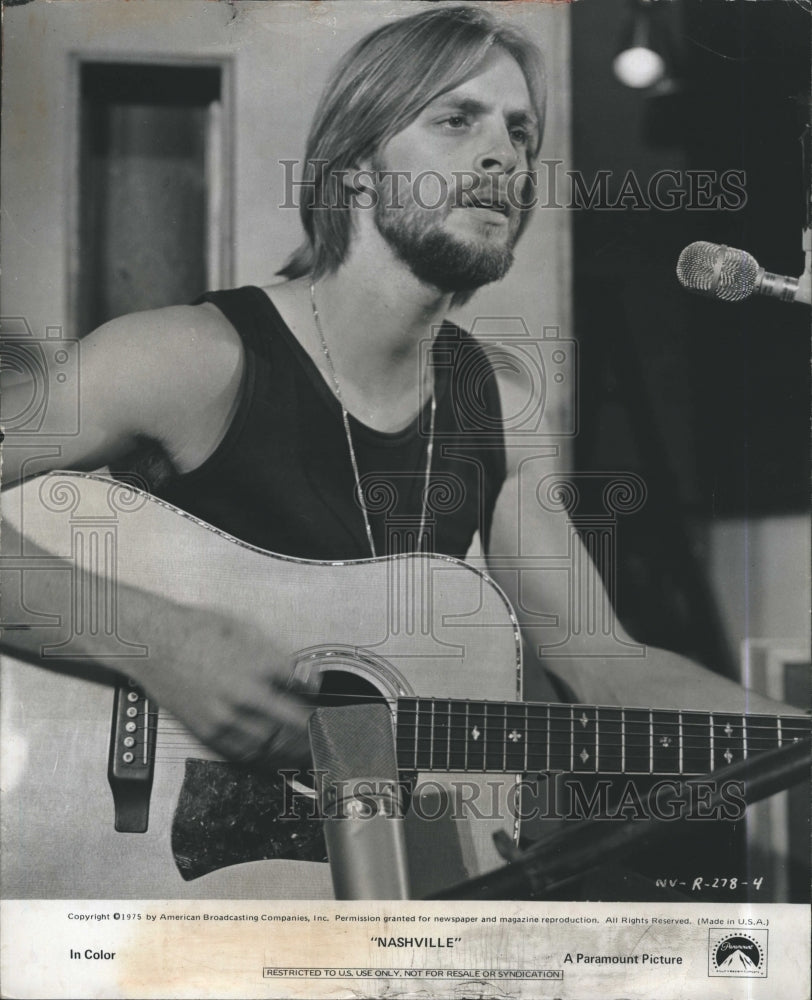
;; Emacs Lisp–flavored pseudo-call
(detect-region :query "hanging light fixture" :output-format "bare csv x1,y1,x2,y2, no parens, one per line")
613,0,668,90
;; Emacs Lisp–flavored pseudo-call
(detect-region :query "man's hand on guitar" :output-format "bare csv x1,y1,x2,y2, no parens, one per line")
1,519,312,770
137,604,314,770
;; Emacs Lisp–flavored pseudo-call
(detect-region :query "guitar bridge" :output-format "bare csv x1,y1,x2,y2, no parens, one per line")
107,679,158,832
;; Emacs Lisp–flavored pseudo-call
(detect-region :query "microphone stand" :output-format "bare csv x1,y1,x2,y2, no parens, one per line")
428,738,811,900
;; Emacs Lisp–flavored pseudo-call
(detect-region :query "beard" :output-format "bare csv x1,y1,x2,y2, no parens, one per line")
371,172,518,294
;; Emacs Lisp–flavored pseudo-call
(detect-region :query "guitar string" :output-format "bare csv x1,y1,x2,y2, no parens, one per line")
150,716,810,734
149,734,808,752
148,727,811,743
149,727,808,747
149,707,808,736
149,717,808,736
150,722,809,745
149,730,809,746
149,737,808,762
146,760,794,770
148,745,803,764
155,734,806,760
150,733,809,746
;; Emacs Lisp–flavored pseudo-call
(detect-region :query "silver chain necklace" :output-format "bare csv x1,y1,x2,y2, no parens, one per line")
309,280,436,558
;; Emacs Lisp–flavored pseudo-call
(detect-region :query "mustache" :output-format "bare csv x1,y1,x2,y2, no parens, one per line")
457,189,510,215
368,167,533,215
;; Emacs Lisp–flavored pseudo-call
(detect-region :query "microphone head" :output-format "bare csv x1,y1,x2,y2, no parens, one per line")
309,703,398,783
676,241,760,302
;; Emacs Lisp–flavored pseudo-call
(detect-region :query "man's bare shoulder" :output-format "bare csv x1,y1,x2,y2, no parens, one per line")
0,301,247,486
91,301,242,380
87,301,246,470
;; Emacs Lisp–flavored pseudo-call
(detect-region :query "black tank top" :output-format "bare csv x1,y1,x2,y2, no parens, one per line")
153,286,507,561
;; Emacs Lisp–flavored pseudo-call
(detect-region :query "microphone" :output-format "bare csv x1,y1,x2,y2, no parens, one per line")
308,703,410,899
676,241,811,305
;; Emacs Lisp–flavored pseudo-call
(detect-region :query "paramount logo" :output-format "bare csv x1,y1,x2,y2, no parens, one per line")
717,950,759,972
708,930,768,978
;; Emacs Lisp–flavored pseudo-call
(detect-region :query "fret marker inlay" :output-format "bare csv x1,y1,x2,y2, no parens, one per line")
391,699,809,784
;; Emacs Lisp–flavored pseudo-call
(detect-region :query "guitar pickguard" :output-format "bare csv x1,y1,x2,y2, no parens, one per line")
171,760,327,880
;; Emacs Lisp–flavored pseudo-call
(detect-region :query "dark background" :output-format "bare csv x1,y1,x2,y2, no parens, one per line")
568,0,809,901
571,0,809,672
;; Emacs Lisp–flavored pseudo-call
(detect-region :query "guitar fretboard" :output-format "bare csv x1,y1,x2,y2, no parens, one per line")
395,699,811,776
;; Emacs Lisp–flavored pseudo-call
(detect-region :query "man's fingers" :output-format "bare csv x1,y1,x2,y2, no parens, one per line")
233,693,314,769
247,724,312,771
236,721,311,771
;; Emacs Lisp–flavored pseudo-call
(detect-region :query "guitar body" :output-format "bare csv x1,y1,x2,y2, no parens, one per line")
1,472,523,899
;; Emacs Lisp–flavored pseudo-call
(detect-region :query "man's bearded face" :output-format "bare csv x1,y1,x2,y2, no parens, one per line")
370,159,521,294
364,50,537,295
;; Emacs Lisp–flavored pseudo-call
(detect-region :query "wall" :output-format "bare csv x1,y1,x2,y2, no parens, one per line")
709,516,811,673
2,0,571,352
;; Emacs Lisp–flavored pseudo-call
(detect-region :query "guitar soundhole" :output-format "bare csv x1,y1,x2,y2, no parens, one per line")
315,669,387,709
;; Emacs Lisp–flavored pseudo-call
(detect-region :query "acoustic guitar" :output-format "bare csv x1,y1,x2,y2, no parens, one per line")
1,472,808,899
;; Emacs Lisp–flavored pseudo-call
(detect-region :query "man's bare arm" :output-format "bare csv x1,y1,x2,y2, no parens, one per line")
1,518,311,766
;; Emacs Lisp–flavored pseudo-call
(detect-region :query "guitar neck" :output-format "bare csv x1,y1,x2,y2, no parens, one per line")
395,698,811,776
